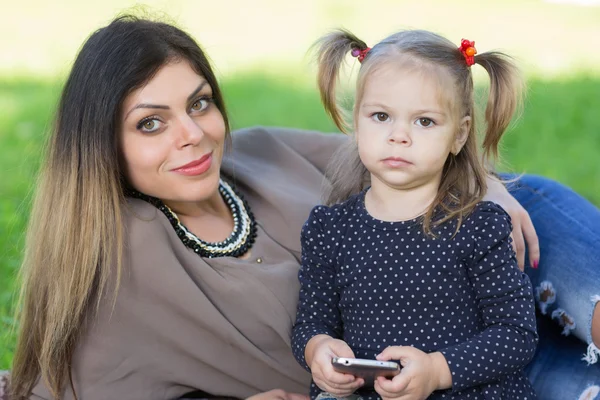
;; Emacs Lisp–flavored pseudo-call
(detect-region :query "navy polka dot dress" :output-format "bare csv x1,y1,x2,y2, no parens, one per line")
292,190,538,399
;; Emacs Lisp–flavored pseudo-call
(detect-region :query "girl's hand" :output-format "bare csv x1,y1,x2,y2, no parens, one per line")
307,336,364,396
246,389,309,400
484,177,540,270
374,347,451,400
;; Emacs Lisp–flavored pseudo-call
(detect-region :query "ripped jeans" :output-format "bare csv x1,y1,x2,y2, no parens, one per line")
506,174,600,399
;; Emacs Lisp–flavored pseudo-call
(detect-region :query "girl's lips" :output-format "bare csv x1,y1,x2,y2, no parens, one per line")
382,157,412,167
172,153,213,176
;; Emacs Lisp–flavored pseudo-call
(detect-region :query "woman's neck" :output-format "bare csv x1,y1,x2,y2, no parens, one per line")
165,189,227,218
365,175,440,222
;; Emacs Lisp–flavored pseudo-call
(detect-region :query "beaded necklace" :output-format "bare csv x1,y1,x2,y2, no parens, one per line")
128,179,257,258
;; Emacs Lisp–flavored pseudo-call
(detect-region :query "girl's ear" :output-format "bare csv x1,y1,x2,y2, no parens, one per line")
451,116,471,155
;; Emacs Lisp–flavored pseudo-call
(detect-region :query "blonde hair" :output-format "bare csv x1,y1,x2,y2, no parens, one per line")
11,16,230,399
316,29,523,234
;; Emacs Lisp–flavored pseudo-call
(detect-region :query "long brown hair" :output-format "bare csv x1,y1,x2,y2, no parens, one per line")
316,29,522,234
11,15,229,399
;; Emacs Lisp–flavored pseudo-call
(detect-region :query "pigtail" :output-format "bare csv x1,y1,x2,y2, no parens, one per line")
313,29,371,204
314,29,369,133
474,52,523,161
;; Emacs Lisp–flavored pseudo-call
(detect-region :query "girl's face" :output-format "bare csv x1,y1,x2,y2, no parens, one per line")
120,61,227,205
356,64,470,192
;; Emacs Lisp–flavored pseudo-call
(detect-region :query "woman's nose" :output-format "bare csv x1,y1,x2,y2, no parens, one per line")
176,115,204,148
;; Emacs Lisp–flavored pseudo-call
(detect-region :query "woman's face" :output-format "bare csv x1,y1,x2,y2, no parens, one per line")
120,61,226,205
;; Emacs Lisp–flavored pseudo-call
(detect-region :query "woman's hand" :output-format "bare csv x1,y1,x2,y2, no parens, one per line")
246,389,309,400
374,347,450,400
0,371,9,400
484,176,540,270
305,335,364,397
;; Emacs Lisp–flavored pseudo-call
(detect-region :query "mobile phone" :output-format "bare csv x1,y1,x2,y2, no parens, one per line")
331,357,400,386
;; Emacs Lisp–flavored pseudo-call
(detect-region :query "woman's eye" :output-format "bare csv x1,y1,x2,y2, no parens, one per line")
137,118,162,133
373,112,389,122
191,98,209,112
417,117,434,127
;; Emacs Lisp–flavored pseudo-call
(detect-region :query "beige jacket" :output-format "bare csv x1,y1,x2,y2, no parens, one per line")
31,127,347,400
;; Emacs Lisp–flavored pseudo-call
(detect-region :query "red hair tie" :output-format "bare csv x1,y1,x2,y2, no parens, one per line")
458,39,477,66
351,47,371,63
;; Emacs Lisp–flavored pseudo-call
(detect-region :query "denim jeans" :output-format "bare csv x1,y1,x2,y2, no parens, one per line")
506,174,600,399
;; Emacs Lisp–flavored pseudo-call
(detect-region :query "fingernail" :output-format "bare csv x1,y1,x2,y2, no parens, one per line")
533,260,539,269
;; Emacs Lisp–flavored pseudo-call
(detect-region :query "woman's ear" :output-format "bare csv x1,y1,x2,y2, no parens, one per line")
451,116,471,155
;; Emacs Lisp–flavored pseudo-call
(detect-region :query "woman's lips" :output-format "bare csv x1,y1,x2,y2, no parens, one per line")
172,153,213,176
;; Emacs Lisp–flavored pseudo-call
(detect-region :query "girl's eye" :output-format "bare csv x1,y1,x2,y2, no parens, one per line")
417,117,434,127
137,118,162,133
373,112,389,122
191,97,210,112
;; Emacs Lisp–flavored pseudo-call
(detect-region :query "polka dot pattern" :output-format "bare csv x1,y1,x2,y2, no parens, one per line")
291,192,538,399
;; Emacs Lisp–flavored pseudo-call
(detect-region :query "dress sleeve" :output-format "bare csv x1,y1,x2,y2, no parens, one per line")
439,203,538,393
291,206,342,371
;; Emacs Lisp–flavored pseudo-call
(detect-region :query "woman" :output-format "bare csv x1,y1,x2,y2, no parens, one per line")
8,15,600,400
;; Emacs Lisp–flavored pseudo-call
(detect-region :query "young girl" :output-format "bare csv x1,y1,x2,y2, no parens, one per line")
291,29,538,399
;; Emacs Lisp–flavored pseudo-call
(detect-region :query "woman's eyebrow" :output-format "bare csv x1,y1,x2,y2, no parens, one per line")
187,81,208,102
125,103,169,120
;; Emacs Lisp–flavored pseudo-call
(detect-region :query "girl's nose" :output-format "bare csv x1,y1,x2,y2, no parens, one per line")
388,125,411,145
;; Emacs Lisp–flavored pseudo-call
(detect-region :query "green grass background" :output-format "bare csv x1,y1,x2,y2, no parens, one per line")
1,0,599,369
